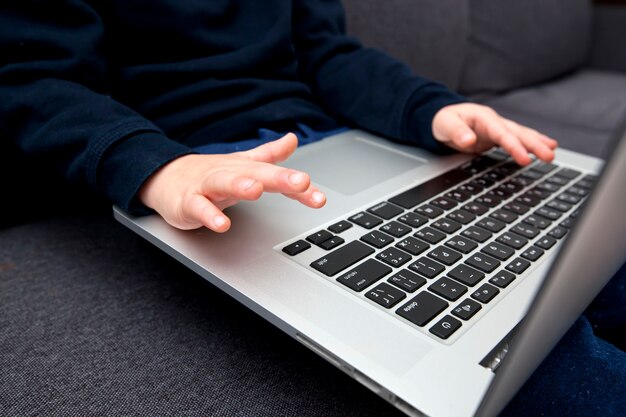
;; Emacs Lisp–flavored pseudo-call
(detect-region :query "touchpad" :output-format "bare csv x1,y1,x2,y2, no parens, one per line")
285,135,427,195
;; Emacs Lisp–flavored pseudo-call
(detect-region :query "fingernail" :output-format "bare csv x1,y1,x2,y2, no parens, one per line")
213,215,227,228
290,172,305,185
242,179,256,190
461,133,474,144
312,191,325,204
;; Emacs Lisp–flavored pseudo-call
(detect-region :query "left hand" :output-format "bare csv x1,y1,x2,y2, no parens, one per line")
432,103,558,166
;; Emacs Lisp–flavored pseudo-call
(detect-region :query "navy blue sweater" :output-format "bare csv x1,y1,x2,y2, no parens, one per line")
0,0,464,213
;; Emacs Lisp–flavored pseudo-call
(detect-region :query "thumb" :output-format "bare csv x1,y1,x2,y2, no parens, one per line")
432,109,477,149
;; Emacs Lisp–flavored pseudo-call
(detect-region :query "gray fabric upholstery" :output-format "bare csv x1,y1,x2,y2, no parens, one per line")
477,69,626,157
589,6,626,73
458,0,593,95
343,0,470,90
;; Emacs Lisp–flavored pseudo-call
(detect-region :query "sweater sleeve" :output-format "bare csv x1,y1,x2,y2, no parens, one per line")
291,0,466,153
0,1,193,213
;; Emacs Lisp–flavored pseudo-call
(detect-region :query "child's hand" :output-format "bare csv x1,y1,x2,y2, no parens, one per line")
432,103,558,165
139,133,326,232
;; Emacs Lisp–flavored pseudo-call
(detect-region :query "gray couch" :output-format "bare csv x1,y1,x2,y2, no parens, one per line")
1,1,625,416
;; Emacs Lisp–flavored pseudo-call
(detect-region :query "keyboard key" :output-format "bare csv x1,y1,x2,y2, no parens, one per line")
500,180,524,193
328,220,352,234
397,212,428,229
349,212,383,229
452,299,482,320
475,194,501,208
546,175,570,186
415,204,444,219
463,201,489,216
536,206,562,221
388,269,426,293
307,230,334,245
377,247,412,268
519,170,544,181
560,217,575,229
389,169,471,209
396,292,448,327
429,315,463,339
395,236,430,256
311,240,375,276
548,226,568,239
367,202,404,220
510,223,540,239
536,181,561,193
365,283,407,308
555,167,581,180
462,225,492,243
489,187,512,199
466,253,500,273
459,182,484,194
428,246,463,266
476,217,506,233
470,177,495,188
489,270,516,288
490,209,518,224
521,246,544,262
471,283,500,303
409,257,446,279
531,162,558,174
432,218,462,234
523,214,551,229
557,193,582,205
567,185,590,197
380,221,412,238
319,236,345,250
430,196,458,211
535,235,558,250
448,264,485,286
429,277,468,301
446,209,476,225
481,242,515,261
282,240,311,256
515,194,541,207
497,232,528,250
361,230,395,248
336,259,392,291
446,189,472,202
414,227,446,244
506,258,531,274
445,236,478,254
503,201,530,215
527,187,552,200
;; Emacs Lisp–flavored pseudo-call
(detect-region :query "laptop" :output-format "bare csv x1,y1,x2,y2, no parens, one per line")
113,123,626,417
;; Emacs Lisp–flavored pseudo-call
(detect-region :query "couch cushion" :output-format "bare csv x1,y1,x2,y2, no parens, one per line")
459,0,592,95
477,69,626,157
343,0,470,90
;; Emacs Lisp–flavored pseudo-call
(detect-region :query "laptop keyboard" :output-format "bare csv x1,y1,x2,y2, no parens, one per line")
280,150,596,342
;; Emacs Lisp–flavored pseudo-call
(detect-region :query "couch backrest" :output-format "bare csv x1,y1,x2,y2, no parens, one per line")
343,0,593,95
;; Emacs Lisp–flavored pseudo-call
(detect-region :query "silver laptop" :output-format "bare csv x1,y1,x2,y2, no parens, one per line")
114,124,626,417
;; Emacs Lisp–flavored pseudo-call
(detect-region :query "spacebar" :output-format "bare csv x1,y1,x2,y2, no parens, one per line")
388,168,472,209
310,241,375,277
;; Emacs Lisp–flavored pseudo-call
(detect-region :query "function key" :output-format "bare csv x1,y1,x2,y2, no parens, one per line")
409,257,446,279
306,230,334,245
429,277,468,301
415,204,444,219
365,282,407,308
555,167,581,180
397,212,429,228
349,212,383,229
367,202,404,220
489,270,516,288
506,258,531,274
445,235,478,254
396,291,448,327
282,240,311,256
388,269,426,293
471,283,500,303
429,315,463,339
336,259,392,292
414,227,446,244
328,220,353,234
319,236,345,251
395,236,430,256
361,230,395,248
452,299,482,320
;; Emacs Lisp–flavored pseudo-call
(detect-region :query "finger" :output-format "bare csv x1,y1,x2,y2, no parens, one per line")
236,133,298,164
502,120,557,162
283,184,327,208
433,110,477,149
180,193,232,233
473,113,532,165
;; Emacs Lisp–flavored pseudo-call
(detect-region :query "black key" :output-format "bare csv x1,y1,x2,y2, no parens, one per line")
462,225,492,243
489,270,516,288
447,209,476,225
448,264,485,286
536,181,561,193
452,299,482,320
380,221,412,238
576,179,595,190
388,269,426,293
328,220,352,234
282,240,311,256
548,226,568,239
377,247,412,268
499,180,524,194
557,193,582,205
396,292,448,327
519,170,544,181
336,259,392,292
484,170,505,182
481,242,515,261
415,204,444,219
506,258,531,274
515,194,541,207
546,200,572,212
471,177,495,188
430,197,458,211
389,169,471,209
566,186,589,197
503,202,530,215
531,162,558,174
476,217,506,233
521,246,544,261
395,236,430,256
463,201,489,216
429,277,467,301
446,189,472,202
459,183,484,194
409,257,446,279
510,175,535,188
319,236,345,250
471,283,500,303
459,155,499,174
361,230,395,248
429,315,463,339
536,235,558,250
365,283,407,308
527,187,552,199
367,202,404,220
475,194,502,208
428,246,463,266
555,167,581,180
523,214,552,229
497,232,528,250
432,218,462,234
491,209,518,224
536,206,562,221
466,253,500,273
414,227,446,244
311,241,375,277
496,161,524,175
560,217,575,229
510,223,540,239
307,230,333,245
397,212,428,229
349,212,383,229
546,175,570,186
445,236,478,254
489,187,512,199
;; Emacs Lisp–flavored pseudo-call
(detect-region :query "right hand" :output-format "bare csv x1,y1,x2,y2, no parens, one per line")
139,133,326,232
